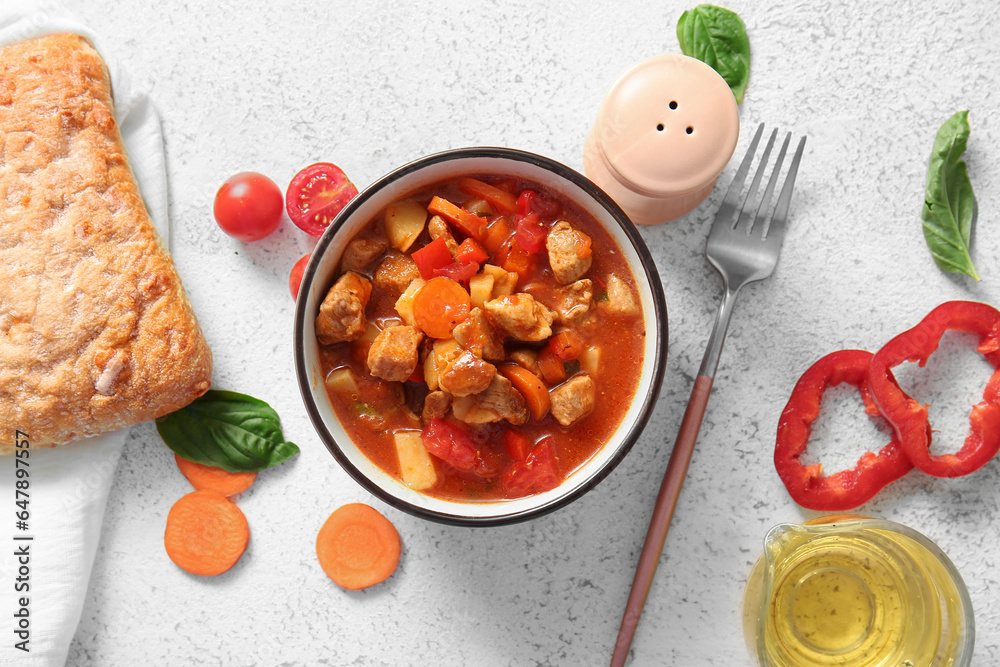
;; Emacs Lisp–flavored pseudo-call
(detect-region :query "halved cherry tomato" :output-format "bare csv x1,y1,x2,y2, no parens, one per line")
503,428,531,461
502,439,561,497
421,419,478,471
412,237,453,279
285,163,358,236
214,172,284,241
412,277,471,339
289,253,311,300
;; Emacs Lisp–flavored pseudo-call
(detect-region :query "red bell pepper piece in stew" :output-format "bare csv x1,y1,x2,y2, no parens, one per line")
412,237,454,280
774,349,913,511
868,300,1000,478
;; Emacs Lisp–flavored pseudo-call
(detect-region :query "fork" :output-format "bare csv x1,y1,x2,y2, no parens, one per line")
610,123,806,666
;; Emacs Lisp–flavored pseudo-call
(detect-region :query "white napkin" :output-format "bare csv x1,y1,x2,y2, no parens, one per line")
0,2,170,665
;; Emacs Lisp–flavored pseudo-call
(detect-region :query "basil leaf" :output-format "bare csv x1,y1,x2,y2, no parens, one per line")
677,4,750,104
156,389,300,473
921,110,980,281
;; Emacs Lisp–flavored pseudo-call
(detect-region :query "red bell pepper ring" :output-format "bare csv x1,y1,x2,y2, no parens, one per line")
774,349,914,511
868,300,1000,477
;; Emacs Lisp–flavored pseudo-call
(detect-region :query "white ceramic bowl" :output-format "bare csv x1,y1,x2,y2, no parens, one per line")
294,147,668,526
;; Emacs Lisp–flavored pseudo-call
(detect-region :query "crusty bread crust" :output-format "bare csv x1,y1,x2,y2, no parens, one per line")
0,34,212,452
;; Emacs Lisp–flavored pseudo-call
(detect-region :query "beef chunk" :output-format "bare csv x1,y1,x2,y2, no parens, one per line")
550,374,595,426
452,307,505,360
438,350,497,397
316,271,373,345
340,237,387,273
374,251,421,297
475,374,528,425
367,325,424,382
546,220,592,284
484,293,555,342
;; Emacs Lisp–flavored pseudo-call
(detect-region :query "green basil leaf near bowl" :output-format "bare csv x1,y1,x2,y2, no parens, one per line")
156,389,300,473
921,110,980,281
677,4,750,104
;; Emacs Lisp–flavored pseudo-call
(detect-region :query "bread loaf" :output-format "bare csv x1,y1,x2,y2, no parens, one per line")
0,33,212,452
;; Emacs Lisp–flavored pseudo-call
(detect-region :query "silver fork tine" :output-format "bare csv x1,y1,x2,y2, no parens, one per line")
715,123,765,227
751,131,792,239
766,135,807,241
734,128,778,233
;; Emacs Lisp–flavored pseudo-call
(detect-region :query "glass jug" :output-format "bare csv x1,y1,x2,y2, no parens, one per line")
742,515,975,666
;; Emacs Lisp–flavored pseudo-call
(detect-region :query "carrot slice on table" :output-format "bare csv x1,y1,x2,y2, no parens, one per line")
164,490,250,577
316,503,401,590
175,453,257,497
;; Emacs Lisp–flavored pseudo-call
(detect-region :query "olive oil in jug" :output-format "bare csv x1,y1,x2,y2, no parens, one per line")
743,516,974,666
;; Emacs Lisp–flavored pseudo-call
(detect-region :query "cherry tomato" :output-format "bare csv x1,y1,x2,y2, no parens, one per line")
289,253,311,300
213,172,284,241
285,163,358,236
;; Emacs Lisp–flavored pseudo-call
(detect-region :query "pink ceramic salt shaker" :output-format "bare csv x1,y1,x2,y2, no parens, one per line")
584,54,740,226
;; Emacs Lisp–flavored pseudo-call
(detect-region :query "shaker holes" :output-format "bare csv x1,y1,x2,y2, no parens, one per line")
686,126,694,134
656,124,664,131
669,101,678,109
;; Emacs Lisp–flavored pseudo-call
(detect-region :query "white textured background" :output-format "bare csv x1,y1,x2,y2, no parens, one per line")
60,0,1000,665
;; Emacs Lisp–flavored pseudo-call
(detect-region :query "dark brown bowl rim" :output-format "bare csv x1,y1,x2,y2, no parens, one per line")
294,146,668,527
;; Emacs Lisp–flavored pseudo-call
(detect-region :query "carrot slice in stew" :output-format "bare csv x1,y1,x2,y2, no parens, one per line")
499,363,550,421
483,216,513,253
315,503,401,590
456,237,490,265
427,196,486,240
537,346,569,385
175,454,257,497
549,330,585,361
412,277,471,339
164,490,250,577
457,177,518,214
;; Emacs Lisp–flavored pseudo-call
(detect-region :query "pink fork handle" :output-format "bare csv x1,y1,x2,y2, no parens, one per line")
611,374,715,667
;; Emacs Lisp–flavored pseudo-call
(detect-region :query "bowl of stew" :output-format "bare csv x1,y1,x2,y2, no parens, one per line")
294,147,667,526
